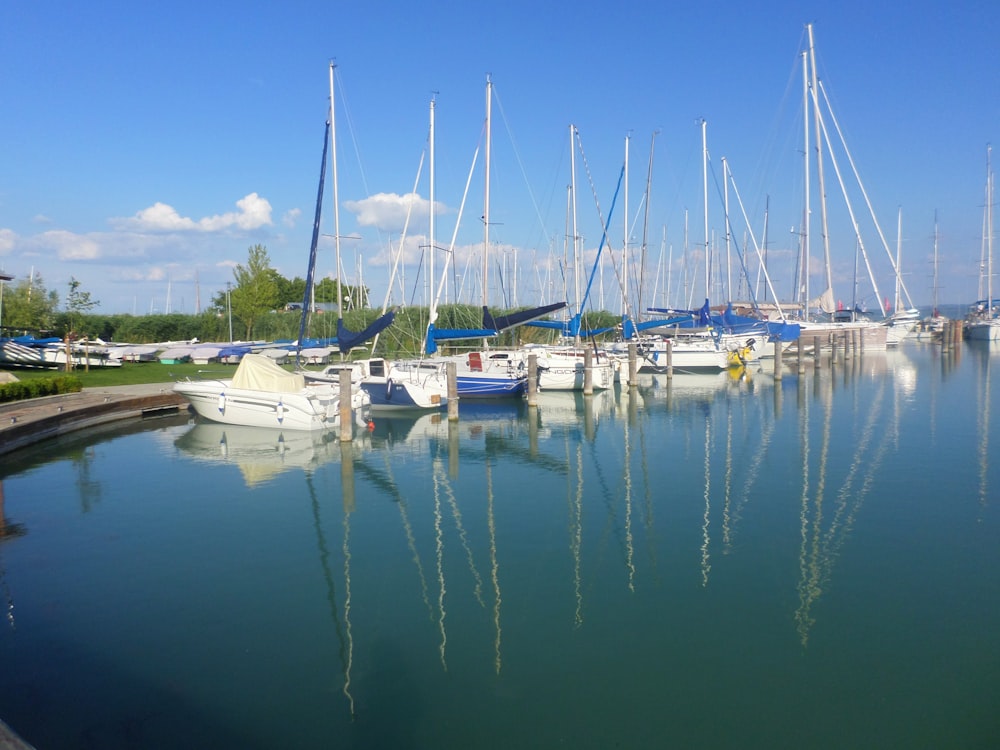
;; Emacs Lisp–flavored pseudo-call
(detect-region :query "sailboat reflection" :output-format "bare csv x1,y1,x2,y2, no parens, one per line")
794,368,891,647
967,340,996,509
174,422,340,487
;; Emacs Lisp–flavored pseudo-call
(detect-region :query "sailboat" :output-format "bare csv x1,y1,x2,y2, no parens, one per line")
966,144,1000,341
786,24,925,354
397,76,566,399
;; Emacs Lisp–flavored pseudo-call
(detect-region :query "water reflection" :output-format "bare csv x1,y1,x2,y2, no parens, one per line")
175,423,340,487
1,345,998,746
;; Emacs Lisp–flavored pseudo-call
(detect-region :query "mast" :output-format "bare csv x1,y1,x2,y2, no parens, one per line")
429,95,436,318
639,131,656,317
808,23,834,315
722,156,731,302
482,75,492,310
932,211,940,317
623,133,629,316
570,124,580,345
701,118,709,302
894,207,903,314
802,50,810,319
421,96,437,355
329,63,344,327
988,144,994,314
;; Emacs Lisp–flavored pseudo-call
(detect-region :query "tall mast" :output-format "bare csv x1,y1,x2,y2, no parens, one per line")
329,62,343,322
802,50,810,318
639,131,656,317
723,156,731,302
623,133,629,316
932,210,939,316
808,23,834,313
701,118,709,302
570,124,580,344
988,144,994,312
894,207,903,313
482,75,492,310
429,95,436,314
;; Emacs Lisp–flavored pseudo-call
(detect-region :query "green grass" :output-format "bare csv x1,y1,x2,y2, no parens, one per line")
3,361,246,387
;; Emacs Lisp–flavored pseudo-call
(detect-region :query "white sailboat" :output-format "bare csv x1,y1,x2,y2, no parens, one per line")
966,144,1000,341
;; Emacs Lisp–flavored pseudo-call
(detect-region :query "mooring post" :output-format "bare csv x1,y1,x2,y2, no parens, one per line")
773,338,783,381
583,348,594,395
665,338,673,379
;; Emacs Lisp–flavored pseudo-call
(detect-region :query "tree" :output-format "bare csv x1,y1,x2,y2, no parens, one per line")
65,277,99,337
230,244,280,339
1,273,59,332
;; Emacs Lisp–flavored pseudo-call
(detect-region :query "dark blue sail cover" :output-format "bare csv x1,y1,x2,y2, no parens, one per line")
482,302,568,332
336,311,396,354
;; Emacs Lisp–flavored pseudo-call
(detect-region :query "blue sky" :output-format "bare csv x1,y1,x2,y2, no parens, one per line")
2,1,997,317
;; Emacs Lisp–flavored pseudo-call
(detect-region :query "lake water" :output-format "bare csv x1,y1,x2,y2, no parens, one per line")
1,341,998,749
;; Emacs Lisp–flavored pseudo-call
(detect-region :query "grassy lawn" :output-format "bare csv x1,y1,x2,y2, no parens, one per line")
3,361,251,387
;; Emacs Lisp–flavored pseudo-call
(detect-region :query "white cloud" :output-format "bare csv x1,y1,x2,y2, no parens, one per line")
344,192,442,233
282,207,302,228
112,193,273,232
40,230,102,261
0,228,16,255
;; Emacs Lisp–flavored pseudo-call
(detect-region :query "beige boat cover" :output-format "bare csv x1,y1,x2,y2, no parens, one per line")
230,353,305,393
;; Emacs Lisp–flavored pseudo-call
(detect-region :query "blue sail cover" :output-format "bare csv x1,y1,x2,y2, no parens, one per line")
336,311,396,354
483,302,568,332
646,300,800,342
424,324,498,355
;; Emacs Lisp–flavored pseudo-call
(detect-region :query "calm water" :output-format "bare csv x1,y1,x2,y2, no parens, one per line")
1,342,998,749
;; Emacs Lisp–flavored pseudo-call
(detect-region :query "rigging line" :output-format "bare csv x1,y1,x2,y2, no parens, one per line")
810,81,886,318
492,85,556,251
818,80,915,310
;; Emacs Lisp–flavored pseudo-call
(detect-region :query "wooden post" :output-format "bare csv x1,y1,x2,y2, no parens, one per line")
583,348,594,395
797,336,805,373
773,338,783,381
665,338,673,379
830,331,839,366
527,354,538,407
339,369,353,443
447,361,459,422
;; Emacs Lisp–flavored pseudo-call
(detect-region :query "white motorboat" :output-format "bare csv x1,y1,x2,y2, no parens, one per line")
173,353,369,432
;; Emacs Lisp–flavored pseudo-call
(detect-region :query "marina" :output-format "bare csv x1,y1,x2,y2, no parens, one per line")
0,340,997,748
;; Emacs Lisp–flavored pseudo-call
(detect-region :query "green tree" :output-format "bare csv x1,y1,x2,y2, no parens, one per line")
230,244,279,339
1,273,59,332
65,277,99,338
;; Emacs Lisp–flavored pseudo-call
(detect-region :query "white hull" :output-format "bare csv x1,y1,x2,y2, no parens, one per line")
966,320,1000,341
521,345,616,391
173,353,368,432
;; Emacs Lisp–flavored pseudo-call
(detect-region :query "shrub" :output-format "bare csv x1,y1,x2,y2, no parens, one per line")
0,375,83,403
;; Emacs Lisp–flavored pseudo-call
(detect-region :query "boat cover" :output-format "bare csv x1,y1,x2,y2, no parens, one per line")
231,353,305,393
